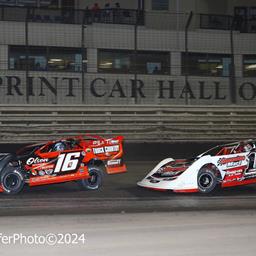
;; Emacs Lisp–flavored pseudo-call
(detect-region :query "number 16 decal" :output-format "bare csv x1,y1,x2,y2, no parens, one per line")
54,152,81,173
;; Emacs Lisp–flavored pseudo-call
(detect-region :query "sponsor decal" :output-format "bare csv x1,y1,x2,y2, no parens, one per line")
38,170,46,176
34,164,55,171
107,159,121,166
92,140,103,146
105,145,119,153
93,145,120,154
26,157,49,165
150,179,160,184
93,147,105,154
106,139,119,145
217,156,246,168
45,169,54,175
226,170,243,177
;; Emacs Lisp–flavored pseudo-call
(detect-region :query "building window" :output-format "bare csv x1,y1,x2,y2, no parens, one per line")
48,47,83,72
98,49,170,75
0,0,38,6
9,46,85,72
9,46,47,70
0,0,60,7
98,50,132,74
182,53,231,77
234,7,256,33
152,0,169,11
0,0,16,5
17,0,37,6
135,51,170,74
243,55,256,77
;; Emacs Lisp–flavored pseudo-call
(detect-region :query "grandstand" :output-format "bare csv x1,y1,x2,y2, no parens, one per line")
0,0,255,143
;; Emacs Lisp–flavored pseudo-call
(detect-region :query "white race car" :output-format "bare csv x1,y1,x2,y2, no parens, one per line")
137,140,256,193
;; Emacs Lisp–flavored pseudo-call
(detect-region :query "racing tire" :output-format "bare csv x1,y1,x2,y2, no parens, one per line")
0,167,25,195
197,168,218,194
78,167,103,190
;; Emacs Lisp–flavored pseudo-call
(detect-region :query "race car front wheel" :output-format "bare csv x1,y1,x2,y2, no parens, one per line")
78,167,103,190
1,167,25,195
197,168,218,194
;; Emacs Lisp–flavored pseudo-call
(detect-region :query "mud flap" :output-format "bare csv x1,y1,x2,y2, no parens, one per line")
106,164,127,174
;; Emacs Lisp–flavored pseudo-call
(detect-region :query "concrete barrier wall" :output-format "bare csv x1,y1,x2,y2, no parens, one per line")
0,105,255,143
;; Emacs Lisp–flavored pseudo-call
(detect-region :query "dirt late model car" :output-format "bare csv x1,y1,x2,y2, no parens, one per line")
0,135,126,194
137,140,256,194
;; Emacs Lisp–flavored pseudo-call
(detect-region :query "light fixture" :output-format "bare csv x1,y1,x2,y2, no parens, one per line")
48,58,63,62
245,64,256,70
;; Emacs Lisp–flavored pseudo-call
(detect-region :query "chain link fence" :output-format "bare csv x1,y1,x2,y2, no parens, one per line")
0,5,255,105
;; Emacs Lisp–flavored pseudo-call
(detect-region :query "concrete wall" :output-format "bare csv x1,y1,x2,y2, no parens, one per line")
0,21,255,55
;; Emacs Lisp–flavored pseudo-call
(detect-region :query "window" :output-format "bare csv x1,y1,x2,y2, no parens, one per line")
0,0,16,5
62,0,74,9
135,51,170,74
40,0,58,8
9,46,85,72
0,0,39,6
0,0,59,7
98,49,170,75
152,0,169,11
98,50,132,74
48,47,83,72
243,55,256,77
9,46,47,70
17,0,37,6
182,53,231,77
234,6,256,33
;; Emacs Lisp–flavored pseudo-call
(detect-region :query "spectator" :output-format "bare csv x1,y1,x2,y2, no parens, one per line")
153,66,160,74
115,2,120,9
92,3,100,11
91,3,100,22
104,3,111,9
113,2,121,23
104,2,111,22
84,5,92,24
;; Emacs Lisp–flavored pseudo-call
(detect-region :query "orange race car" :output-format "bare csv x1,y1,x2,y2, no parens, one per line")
0,135,127,194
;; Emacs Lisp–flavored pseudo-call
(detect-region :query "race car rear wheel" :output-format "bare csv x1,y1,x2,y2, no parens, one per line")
78,167,103,190
1,167,25,195
197,168,218,194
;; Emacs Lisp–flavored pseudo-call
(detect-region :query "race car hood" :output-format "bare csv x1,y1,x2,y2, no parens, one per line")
149,158,195,178
160,158,195,172
137,158,195,183
137,157,198,191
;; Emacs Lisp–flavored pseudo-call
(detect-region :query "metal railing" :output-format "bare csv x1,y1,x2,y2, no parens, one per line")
0,105,255,143
0,5,144,25
200,14,233,30
200,13,256,33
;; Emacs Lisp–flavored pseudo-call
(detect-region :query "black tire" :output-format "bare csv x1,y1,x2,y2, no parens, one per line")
197,168,218,194
78,167,103,190
1,167,25,195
